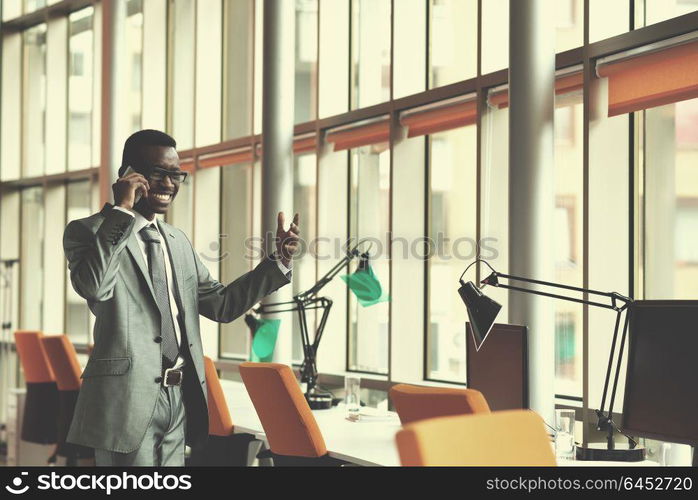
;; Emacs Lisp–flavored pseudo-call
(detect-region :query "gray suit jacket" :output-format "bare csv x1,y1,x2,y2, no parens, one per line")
63,203,289,453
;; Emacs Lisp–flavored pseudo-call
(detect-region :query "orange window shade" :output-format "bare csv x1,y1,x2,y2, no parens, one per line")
489,71,584,109
326,119,390,152
293,135,317,154
199,148,254,168
14,331,56,384
400,100,477,138
597,41,698,117
180,159,195,173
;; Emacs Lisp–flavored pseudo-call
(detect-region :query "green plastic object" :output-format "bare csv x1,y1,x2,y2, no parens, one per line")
341,265,390,307
249,318,281,362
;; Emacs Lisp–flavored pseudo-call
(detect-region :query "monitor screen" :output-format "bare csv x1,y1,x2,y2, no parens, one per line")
622,300,698,445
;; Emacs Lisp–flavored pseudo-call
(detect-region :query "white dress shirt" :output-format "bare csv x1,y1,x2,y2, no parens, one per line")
113,205,291,369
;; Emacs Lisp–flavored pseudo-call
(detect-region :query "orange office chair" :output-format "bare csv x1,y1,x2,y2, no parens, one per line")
239,362,345,466
389,383,491,425
13,331,59,445
188,357,257,466
395,410,557,466
41,335,94,464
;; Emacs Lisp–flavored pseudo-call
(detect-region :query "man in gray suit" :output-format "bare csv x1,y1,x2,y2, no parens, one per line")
63,130,300,466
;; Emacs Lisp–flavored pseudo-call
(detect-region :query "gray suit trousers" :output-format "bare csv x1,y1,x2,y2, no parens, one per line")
94,384,186,466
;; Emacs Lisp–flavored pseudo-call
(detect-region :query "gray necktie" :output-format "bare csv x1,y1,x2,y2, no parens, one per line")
140,224,179,368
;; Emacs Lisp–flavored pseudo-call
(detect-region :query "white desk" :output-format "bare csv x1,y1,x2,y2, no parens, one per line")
221,380,402,466
220,380,659,467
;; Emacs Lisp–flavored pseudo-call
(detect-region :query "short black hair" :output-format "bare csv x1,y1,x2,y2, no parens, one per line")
119,129,177,177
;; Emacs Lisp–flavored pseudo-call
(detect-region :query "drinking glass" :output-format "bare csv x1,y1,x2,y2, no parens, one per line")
344,375,361,419
555,409,576,461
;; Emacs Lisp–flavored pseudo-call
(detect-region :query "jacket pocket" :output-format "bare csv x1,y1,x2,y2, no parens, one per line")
80,357,131,378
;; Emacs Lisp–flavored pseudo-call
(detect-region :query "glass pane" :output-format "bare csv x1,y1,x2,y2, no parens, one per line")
220,163,254,358
22,24,47,178
295,0,318,123
644,0,698,27
23,0,46,13
167,171,194,240
553,96,584,397
223,0,254,139
555,0,583,52
253,0,263,135
291,153,317,363
169,0,195,149
115,2,143,148
427,125,477,382
429,0,477,88
20,187,44,330
66,181,92,344
590,0,629,43
393,0,426,99
644,98,698,299
350,0,391,109
68,7,95,171
481,0,508,74
318,0,349,118
348,144,390,374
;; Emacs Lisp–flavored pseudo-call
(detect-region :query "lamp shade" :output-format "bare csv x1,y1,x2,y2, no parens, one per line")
458,280,502,351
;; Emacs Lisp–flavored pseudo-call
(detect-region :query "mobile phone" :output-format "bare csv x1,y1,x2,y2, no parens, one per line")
122,166,143,204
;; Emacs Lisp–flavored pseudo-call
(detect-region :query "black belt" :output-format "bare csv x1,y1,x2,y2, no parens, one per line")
163,367,183,387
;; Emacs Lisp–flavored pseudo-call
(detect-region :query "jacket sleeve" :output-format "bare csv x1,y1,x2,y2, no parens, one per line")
63,208,136,302
193,248,291,323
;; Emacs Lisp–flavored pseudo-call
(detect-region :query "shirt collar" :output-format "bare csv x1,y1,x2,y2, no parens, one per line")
133,210,160,235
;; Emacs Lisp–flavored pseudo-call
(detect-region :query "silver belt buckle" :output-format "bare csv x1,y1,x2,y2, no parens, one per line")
163,368,183,387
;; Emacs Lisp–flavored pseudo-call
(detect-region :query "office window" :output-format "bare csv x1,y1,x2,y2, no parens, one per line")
23,0,46,13
22,24,47,178
393,0,426,99
169,0,195,149
348,144,390,375
555,0,583,52
590,0,629,43
426,126,476,383
68,8,95,171
253,0,263,135
114,0,143,151
220,163,255,359
2,33,22,181
223,0,254,139
553,96,583,397
20,187,44,330
429,0,477,88
291,153,317,363
481,0,508,74
3,0,22,21
318,0,349,118
295,0,318,123
643,97,698,300
350,0,391,109
644,0,698,27
65,181,92,344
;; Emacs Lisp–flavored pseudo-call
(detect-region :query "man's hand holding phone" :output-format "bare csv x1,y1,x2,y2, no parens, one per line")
113,167,149,211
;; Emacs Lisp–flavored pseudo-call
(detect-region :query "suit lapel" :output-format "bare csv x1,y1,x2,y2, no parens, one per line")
125,230,158,305
157,219,187,308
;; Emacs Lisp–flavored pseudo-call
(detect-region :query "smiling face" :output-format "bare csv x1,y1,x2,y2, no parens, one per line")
133,145,181,216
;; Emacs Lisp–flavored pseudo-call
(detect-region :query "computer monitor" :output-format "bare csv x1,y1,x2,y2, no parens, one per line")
621,300,698,446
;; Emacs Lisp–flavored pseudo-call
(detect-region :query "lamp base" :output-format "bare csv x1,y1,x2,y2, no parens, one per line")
305,392,333,410
576,442,646,462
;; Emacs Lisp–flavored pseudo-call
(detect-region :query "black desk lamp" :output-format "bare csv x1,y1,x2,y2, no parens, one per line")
251,239,375,410
459,259,645,462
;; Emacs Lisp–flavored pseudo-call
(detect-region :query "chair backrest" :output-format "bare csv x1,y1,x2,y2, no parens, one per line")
395,410,556,466
40,335,82,391
390,383,490,425
204,356,234,436
239,362,327,457
14,331,55,384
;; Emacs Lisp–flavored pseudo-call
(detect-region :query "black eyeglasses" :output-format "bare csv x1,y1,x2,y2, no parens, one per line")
148,166,188,184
